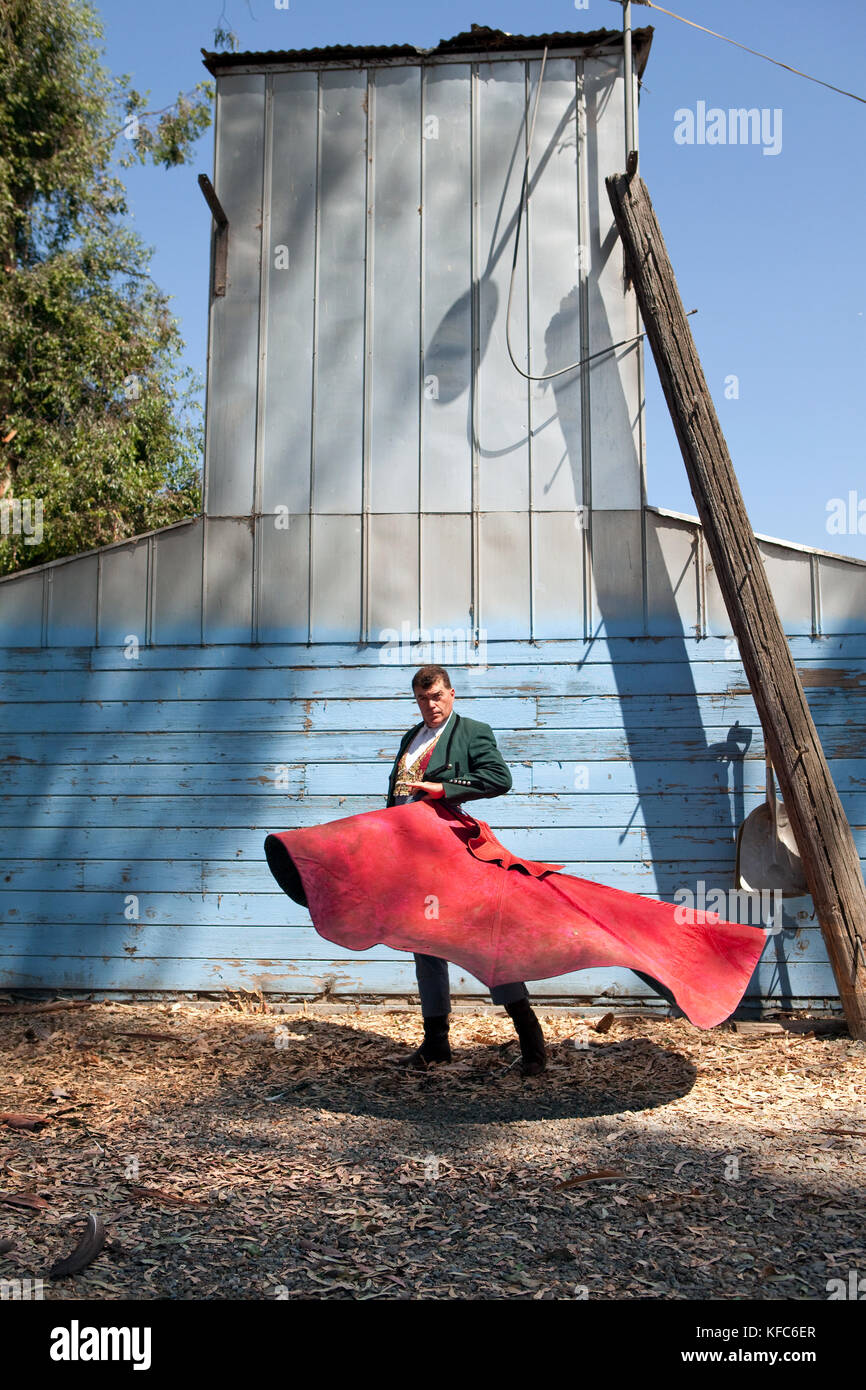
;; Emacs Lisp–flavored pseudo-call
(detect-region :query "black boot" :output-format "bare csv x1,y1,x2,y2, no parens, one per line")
505,998,547,1075
404,1013,452,1069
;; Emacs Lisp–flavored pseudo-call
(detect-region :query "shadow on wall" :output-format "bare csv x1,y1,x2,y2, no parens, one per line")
420,93,773,1012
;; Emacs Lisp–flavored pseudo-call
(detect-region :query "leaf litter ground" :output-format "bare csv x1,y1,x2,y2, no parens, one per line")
0,998,863,1301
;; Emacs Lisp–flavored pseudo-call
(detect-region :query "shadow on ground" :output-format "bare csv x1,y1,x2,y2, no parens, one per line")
222,1017,698,1133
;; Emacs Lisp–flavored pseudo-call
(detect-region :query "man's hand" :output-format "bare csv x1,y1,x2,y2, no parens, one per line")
406,781,445,799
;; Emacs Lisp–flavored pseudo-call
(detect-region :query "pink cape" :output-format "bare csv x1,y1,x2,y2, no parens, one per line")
264,799,767,1029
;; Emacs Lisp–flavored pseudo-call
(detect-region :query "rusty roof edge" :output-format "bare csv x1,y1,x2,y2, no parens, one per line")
200,25,654,79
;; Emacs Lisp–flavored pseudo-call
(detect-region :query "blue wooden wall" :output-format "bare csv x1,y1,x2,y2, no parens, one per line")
0,633,860,1006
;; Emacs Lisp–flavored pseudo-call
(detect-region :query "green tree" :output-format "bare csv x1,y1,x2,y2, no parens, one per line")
0,0,215,575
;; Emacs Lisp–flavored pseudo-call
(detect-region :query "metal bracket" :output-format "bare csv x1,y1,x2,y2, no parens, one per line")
198,174,229,298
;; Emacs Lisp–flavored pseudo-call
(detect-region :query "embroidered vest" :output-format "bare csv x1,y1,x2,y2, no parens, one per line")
393,729,443,800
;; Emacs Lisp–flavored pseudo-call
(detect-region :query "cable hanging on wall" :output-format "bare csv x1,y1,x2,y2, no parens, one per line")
504,46,696,384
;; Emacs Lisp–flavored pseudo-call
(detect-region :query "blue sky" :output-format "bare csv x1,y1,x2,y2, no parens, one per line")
95,0,866,557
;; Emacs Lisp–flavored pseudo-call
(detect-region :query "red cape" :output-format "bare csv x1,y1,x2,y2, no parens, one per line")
264,799,766,1029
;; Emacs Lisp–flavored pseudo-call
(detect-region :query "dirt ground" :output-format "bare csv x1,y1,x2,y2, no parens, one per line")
0,997,864,1301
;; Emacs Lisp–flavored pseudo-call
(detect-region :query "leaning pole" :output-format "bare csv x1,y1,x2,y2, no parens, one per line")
606,165,866,1039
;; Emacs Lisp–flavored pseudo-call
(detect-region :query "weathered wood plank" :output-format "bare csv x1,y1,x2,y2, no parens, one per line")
607,169,866,1035
0,917,826,959
0,954,838,999
0,696,539,733
1,723,864,766
0,857,837,909
5,660,866,702
2,821,863,867
0,824,736,862
2,790,866,830
4,633,866,672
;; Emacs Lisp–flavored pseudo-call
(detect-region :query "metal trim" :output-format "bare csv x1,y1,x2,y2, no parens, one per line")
307,71,323,644
252,74,275,643
469,62,481,642
576,59,593,642
811,552,822,637
524,58,535,642
360,69,375,643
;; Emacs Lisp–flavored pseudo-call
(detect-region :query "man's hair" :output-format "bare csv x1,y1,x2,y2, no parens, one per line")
412,664,452,691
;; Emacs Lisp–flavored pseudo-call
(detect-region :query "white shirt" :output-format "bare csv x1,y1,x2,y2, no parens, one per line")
403,710,454,766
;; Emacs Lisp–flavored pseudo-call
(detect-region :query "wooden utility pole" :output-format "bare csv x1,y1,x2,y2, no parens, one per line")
606,167,866,1038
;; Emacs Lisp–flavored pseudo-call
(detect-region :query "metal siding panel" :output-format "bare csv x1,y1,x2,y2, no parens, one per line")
261,71,318,515
585,57,642,511
206,74,265,517
0,571,44,646
476,60,529,513
152,519,203,645
256,514,309,642
703,538,733,637
98,541,148,647
590,508,643,634
532,511,584,637
203,517,254,643
527,58,583,512
420,64,472,512
479,511,530,636
368,513,419,638
420,513,472,631
47,556,97,645
313,69,367,514
757,541,814,636
644,511,701,637
310,514,361,639
369,67,421,513
818,556,866,635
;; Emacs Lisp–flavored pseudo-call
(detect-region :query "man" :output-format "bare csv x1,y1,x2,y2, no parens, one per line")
387,664,547,1076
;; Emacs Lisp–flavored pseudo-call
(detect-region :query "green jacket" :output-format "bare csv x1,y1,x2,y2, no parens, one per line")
386,711,512,808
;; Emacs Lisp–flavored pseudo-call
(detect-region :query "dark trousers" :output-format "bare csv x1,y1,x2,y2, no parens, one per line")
414,959,678,1017
413,952,528,1016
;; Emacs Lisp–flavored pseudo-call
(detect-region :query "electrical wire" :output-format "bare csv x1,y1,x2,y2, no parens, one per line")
624,0,866,105
504,47,696,383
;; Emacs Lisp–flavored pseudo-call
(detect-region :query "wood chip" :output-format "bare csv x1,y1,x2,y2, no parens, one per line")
128,1186,209,1208
552,1169,627,1191
0,1192,52,1211
0,1112,50,1130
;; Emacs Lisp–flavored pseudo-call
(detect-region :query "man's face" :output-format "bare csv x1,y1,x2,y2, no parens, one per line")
414,680,455,728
